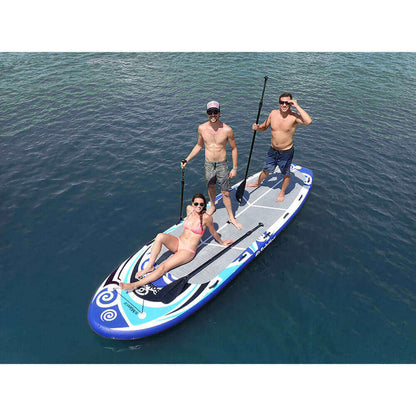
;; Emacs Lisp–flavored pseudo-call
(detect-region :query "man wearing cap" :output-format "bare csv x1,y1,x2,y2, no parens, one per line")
181,101,242,229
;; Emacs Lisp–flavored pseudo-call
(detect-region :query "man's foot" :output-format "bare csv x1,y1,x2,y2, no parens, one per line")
276,194,285,202
246,181,260,188
229,217,243,229
207,206,216,216
136,266,154,279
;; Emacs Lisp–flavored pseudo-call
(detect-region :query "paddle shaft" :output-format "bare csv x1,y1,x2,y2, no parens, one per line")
242,76,268,180
142,222,265,303
235,76,268,203
179,167,185,220
184,221,264,282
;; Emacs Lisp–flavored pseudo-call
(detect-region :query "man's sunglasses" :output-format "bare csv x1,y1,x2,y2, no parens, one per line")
207,109,219,115
279,101,291,106
193,202,205,207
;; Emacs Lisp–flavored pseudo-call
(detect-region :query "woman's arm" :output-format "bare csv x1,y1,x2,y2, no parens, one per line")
204,214,233,246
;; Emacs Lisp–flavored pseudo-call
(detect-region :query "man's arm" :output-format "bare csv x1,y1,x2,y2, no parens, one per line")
228,128,238,178
252,112,272,132
181,127,204,167
291,100,312,125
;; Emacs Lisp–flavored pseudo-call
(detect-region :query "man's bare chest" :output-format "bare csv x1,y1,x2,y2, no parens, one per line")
203,129,228,145
271,116,296,133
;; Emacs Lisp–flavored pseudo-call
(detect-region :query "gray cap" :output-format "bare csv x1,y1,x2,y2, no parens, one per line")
206,101,220,111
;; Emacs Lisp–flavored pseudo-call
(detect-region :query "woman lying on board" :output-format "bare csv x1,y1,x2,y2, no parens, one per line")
120,193,233,291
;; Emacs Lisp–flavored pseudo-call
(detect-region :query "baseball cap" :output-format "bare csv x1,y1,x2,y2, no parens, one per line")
206,101,220,111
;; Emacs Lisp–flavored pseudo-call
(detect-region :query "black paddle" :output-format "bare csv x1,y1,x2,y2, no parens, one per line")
235,75,268,203
179,165,185,221
154,222,264,304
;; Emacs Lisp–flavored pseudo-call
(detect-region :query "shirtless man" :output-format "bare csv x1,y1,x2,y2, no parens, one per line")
181,101,242,229
247,93,312,202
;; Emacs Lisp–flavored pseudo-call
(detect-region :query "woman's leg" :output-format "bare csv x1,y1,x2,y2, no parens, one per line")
120,249,195,291
136,233,179,278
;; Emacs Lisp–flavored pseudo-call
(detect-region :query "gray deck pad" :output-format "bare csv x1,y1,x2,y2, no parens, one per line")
146,168,306,285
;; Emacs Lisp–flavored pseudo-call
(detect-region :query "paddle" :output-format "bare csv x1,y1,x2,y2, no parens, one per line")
235,75,268,203
179,165,185,221
154,222,264,304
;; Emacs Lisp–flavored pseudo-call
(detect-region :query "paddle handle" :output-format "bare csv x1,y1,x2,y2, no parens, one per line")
256,75,269,124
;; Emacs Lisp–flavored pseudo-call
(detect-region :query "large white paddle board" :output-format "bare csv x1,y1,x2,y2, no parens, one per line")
88,165,313,340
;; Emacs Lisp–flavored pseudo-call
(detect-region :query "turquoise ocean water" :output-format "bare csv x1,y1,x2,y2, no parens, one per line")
1,52,415,363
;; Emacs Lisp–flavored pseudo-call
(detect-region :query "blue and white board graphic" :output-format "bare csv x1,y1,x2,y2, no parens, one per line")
88,165,313,340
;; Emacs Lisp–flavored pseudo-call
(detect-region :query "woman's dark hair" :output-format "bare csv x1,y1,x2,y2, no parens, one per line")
191,193,207,229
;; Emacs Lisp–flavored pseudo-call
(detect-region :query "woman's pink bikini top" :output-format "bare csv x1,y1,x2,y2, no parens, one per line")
183,211,204,235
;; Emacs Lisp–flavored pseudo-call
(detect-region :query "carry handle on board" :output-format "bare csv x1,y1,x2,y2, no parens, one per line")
235,76,268,203
154,222,264,304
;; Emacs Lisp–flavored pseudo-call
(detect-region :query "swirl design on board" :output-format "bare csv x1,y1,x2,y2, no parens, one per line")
96,289,118,308
100,309,117,322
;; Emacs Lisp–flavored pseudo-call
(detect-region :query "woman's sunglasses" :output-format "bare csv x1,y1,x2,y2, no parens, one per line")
193,202,205,207
207,109,219,115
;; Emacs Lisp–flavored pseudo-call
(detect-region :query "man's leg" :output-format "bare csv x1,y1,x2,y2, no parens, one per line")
222,190,242,229
207,184,217,215
247,170,269,187
276,175,290,202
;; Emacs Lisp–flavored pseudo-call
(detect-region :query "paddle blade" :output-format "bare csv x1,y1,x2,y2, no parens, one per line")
235,179,246,203
156,277,188,304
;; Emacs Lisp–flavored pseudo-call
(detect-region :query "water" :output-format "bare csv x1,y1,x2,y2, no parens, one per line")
1,52,415,364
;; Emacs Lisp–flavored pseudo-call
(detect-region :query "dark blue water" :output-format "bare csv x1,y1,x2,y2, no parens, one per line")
1,52,415,363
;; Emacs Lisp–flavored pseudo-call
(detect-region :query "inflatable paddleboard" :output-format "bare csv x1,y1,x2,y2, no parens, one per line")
88,164,313,340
